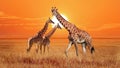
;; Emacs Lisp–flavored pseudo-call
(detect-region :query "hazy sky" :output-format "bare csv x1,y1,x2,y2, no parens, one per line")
0,0,120,38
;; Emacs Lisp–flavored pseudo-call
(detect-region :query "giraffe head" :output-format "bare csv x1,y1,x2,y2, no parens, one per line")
51,7,58,16
46,17,62,29
50,18,62,29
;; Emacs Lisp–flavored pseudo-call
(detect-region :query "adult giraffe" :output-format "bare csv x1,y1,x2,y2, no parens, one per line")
51,7,95,57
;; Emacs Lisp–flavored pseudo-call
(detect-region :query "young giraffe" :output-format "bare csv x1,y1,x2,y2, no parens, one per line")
27,18,54,53
40,22,61,54
51,7,95,57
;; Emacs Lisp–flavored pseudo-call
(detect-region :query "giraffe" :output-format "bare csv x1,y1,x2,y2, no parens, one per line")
40,23,61,54
27,18,54,53
51,7,95,57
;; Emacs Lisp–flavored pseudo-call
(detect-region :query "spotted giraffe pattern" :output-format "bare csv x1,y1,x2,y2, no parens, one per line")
39,24,61,53
27,18,54,53
51,7,95,56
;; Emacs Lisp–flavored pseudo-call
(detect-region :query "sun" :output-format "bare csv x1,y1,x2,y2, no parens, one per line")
51,14,69,28
61,14,69,21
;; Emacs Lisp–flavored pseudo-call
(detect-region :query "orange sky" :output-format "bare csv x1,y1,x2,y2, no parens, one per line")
0,0,120,38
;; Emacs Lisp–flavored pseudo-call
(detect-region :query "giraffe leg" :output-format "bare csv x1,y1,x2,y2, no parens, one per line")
40,43,42,54
43,45,46,53
27,39,33,52
65,41,72,57
47,45,49,53
35,43,39,53
81,43,86,54
47,41,50,53
74,42,79,56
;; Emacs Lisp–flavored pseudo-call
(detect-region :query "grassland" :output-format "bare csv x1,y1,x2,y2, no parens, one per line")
0,38,120,68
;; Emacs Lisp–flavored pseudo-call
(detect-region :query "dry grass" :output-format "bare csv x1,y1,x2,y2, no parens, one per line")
0,39,120,68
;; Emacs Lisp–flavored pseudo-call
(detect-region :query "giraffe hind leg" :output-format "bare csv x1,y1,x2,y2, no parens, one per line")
44,41,50,53
47,41,50,53
40,43,43,54
27,39,33,52
47,45,49,53
46,42,50,53
81,43,86,53
43,39,50,54
43,45,46,54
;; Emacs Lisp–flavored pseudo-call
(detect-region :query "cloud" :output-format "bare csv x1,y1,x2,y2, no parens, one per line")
0,11,49,27
0,11,49,21
0,11,20,19
23,16,48,21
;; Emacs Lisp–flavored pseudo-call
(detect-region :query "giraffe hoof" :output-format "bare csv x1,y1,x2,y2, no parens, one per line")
64,51,68,57
91,47,95,54
36,50,38,53
26,49,30,53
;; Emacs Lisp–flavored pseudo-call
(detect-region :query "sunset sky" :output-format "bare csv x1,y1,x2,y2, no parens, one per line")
0,0,120,38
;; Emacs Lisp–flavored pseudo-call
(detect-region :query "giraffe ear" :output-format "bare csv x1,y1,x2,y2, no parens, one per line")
52,7,55,10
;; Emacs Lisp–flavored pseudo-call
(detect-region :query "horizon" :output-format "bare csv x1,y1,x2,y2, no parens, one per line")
1,37,120,39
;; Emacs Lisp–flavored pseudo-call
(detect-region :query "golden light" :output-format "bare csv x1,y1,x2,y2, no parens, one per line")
51,14,69,28
61,14,69,21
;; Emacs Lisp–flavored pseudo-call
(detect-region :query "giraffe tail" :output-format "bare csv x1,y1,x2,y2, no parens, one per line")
90,46,95,54
87,42,95,54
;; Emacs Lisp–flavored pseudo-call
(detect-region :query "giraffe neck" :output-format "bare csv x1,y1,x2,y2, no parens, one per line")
55,11,73,32
45,26,57,38
38,22,48,37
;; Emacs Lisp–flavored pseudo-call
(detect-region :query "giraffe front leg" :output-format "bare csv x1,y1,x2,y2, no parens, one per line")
43,45,46,54
65,41,72,57
36,43,39,53
47,41,50,53
74,42,79,56
47,45,49,53
40,43,42,54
